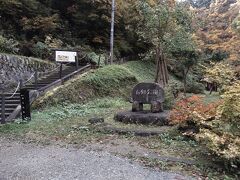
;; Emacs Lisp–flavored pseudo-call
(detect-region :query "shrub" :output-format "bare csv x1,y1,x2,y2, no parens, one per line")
198,82,240,170
203,62,236,91
86,52,106,67
217,82,240,132
171,83,240,171
0,35,19,54
186,81,205,94
31,42,50,59
211,50,229,62
169,95,218,125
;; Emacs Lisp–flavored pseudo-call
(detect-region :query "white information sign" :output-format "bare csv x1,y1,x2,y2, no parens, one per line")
55,51,77,62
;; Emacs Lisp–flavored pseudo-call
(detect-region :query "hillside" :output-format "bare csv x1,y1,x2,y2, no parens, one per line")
193,0,240,61
0,0,149,59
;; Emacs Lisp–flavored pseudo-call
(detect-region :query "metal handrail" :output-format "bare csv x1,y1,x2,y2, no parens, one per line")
5,82,21,99
24,73,35,84
39,62,73,78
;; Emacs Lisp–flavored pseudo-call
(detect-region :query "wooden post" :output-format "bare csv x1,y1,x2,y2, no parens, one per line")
59,63,63,79
75,56,79,71
1,93,6,124
20,79,23,89
34,70,38,89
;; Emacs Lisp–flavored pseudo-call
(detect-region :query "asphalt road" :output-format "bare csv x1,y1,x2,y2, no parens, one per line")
0,139,192,180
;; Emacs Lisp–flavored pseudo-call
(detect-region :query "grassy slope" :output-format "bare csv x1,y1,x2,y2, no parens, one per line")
34,61,156,108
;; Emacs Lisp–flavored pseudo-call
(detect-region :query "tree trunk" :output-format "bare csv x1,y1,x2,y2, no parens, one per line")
183,70,187,96
183,67,190,97
155,47,169,87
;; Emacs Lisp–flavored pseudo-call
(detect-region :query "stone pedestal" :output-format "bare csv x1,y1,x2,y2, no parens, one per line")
151,101,163,113
132,101,143,112
114,111,169,126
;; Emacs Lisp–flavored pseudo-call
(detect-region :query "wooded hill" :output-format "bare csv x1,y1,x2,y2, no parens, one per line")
0,0,149,59
193,0,240,62
1,0,239,64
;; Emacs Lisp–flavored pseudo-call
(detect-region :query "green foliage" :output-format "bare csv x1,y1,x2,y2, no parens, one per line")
21,14,59,33
232,14,240,34
31,41,50,59
136,0,171,46
203,62,236,90
218,81,240,127
33,97,127,122
0,0,148,58
87,52,106,67
186,82,205,94
0,35,19,54
211,50,229,62
186,76,205,94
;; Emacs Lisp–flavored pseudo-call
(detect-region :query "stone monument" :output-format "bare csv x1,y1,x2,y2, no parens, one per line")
114,83,169,126
132,83,164,113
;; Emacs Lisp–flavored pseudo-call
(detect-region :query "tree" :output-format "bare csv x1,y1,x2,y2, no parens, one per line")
136,0,172,87
136,0,196,89
167,13,198,95
203,62,236,92
172,50,199,94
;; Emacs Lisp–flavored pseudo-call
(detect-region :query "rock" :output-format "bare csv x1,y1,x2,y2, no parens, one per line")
88,117,104,124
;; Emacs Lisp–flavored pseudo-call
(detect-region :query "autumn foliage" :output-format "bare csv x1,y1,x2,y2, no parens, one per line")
169,95,219,125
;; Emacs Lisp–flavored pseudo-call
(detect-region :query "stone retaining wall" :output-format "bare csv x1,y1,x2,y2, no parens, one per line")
0,53,55,90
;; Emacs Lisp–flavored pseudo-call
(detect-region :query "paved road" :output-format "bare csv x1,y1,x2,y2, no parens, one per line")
0,139,192,180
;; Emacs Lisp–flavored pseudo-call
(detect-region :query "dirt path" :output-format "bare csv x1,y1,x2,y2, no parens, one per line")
0,138,192,180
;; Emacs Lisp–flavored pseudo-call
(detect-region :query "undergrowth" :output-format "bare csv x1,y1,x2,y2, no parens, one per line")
0,98,127,142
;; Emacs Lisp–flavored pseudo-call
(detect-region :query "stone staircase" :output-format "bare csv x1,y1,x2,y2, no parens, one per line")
0,64,91,123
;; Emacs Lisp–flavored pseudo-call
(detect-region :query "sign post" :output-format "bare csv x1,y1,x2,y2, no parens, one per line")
75,56,79,71
59,63,63,79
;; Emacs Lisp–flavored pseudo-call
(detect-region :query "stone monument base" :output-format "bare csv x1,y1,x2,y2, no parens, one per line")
114,110,169,126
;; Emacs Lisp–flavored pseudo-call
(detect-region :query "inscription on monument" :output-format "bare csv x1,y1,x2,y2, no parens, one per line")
132,83,164,104
132,83,164,113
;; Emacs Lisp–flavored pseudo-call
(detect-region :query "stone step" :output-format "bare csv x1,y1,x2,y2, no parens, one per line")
0,96,20,101
2,93,20,97
2,104,19,108
0,100,21,104
0,107,16,113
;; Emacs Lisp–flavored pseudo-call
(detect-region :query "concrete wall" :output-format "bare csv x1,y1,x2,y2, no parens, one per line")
0,53,55,89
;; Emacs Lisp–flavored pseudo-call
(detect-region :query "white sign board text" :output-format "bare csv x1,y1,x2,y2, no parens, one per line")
55,51,77,62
